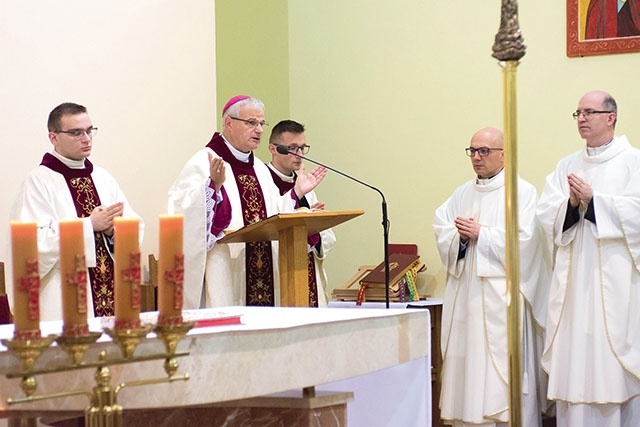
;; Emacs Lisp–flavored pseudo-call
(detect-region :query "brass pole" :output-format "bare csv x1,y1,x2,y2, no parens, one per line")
492,1,526,426
503,60,522,426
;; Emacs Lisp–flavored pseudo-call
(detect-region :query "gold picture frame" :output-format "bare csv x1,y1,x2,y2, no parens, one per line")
567,0,640,57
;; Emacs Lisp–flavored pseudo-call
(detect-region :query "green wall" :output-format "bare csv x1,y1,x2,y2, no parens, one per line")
215,0,290,160
218,0,640,298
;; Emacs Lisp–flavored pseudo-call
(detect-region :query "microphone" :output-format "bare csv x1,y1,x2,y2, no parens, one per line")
276,144,392,308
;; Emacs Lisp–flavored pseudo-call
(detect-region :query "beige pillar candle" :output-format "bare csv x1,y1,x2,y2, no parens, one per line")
113,218,141,330
10,222,41,340
59,220,89,337
158,215,184,326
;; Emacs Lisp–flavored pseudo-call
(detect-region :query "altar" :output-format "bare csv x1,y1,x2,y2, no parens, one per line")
0,306,430,426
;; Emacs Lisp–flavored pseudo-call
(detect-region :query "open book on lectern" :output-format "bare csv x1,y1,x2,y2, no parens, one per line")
217,209,365,244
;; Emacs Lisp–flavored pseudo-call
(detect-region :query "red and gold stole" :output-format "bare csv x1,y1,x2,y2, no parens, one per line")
40,153,115,316
207,134,275,306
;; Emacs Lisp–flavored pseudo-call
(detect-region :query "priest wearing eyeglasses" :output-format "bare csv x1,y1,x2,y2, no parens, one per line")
537,90,640,427
433,127,549,427
168,96,326,309
266,120,336,307
10,102,143,321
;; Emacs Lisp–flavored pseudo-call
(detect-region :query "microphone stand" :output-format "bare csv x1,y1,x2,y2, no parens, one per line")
280,147,391,308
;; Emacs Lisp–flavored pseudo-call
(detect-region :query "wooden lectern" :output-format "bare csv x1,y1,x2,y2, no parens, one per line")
218,210,364,307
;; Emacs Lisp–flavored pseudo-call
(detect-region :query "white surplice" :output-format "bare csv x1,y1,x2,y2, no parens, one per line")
433,170,549,427
9,152,143,321
168,147,296,309
536,135,640,427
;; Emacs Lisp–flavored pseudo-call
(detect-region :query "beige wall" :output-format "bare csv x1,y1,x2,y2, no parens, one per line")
0,1,217,279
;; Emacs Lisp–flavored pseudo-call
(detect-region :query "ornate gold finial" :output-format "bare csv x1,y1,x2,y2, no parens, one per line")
492,0,526,61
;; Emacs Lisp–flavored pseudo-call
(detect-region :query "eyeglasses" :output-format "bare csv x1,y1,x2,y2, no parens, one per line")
465,147,503,157
572,110,612,120
230,117,269,128
54,127,98,138
277,144,311,155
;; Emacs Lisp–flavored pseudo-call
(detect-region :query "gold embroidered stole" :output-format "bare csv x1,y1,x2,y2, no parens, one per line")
40,154,115,316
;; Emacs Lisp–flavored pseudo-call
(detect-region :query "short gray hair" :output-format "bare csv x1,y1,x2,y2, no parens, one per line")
223,97,264,119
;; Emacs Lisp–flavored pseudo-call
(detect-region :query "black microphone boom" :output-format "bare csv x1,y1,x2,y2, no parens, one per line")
278,145,391,308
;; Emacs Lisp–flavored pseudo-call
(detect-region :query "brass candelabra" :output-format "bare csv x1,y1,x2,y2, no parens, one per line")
3,321,194,427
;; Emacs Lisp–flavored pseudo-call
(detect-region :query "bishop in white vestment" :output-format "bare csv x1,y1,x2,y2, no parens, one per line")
168,96,326,308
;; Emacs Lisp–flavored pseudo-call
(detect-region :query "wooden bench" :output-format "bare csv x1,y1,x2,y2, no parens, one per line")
140,254,158,312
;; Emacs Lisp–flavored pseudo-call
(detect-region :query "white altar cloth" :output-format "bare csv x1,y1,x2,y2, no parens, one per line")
325,301,441,427
0,306,429,415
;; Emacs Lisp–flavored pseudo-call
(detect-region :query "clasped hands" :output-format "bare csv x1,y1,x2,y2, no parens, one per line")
90,202,124,236
568,173,593,208
455,217,480,244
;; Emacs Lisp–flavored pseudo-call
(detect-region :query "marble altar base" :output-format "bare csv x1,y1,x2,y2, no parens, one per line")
1,307,429,427
16,390,352,427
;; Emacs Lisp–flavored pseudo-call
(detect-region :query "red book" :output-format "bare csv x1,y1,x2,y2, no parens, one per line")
182,311,243,328
194,314,242,328
359,254,422,287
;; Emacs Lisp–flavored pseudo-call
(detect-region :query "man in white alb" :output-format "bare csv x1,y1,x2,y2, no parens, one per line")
537,90,640,427
266,119,336,307
11,102,143,323
434,127,549,427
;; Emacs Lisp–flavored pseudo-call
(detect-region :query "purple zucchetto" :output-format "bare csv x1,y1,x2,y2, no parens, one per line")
222,95,250,117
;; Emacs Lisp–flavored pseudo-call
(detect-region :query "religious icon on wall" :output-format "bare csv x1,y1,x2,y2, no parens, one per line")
567,0,640,56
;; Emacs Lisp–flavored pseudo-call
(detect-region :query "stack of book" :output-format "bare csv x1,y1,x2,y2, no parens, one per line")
331,253,425,303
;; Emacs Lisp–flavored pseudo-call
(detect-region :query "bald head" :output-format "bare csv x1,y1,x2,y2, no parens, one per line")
471,127,504,148
468,127,504,179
